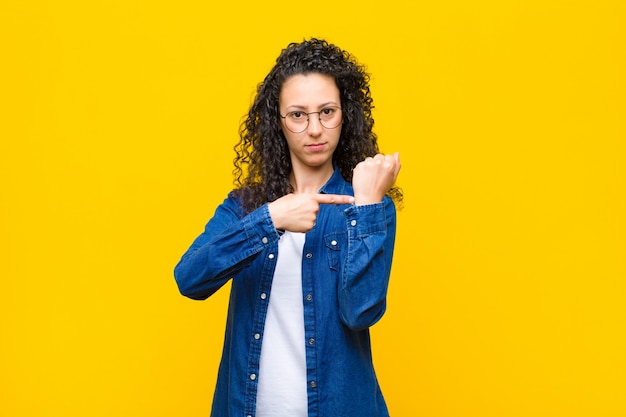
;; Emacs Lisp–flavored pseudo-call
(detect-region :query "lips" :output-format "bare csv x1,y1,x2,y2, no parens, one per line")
306,143,326,152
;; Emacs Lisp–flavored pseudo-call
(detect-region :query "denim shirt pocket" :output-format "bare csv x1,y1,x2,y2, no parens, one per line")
324,231,346,271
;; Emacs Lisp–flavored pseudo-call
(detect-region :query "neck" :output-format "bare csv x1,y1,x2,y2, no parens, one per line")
290,164,334,194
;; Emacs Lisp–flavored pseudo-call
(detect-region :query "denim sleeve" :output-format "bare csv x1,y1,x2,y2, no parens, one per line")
339,196,397,330
174,194,281,300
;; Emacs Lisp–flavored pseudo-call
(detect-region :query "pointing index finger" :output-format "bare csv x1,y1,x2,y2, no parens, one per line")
315,194,355,205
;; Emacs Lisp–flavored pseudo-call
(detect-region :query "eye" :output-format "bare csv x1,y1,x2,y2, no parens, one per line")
320,107,337,118
288,111,306,120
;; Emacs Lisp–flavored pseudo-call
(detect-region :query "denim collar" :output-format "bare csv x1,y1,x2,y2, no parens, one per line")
318,165,352,196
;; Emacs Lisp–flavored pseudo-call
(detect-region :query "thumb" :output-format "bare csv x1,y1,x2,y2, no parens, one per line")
393,152,401,177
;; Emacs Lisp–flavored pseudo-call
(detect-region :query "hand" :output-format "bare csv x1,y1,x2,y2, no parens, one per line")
352,152,401,206
268,193,354,233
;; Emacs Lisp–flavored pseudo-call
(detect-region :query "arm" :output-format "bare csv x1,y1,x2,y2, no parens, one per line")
339,197,397,330
339,152,401,329
173,194,281,300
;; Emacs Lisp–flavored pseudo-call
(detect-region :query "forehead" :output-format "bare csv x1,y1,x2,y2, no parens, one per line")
279,73,340,107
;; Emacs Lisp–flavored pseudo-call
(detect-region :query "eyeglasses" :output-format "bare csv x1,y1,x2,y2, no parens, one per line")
280,106,342,133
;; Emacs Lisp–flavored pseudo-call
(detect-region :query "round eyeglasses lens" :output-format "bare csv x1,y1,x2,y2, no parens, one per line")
319,107,342,129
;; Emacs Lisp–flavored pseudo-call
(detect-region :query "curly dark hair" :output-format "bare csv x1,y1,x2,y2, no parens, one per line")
232,38,402,213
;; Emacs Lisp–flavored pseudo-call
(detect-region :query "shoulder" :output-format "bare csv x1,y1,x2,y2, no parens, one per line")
210,190,246,219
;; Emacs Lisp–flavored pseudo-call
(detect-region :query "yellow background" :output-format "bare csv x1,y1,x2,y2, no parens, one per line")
2,1,625,416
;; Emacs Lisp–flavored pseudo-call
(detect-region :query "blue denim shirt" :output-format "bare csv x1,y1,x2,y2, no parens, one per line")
174,167,396,417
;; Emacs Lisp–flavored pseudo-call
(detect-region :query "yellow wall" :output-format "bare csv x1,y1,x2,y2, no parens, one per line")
2,1,625,416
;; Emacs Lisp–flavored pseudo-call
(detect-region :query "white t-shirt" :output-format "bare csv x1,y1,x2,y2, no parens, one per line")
256,231,308,417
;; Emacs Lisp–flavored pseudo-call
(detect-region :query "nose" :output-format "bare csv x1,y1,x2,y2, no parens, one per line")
307,113,323,136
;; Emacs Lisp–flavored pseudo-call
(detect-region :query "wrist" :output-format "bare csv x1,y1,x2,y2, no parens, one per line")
353,195,383,206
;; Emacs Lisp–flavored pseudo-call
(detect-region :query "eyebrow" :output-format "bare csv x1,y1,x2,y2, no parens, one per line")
285,101,339,111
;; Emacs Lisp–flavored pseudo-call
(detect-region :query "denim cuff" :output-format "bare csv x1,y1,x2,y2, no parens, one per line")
242,203,282,249
344,201,387,236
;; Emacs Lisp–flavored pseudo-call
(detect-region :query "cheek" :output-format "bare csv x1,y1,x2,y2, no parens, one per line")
282,131,300,151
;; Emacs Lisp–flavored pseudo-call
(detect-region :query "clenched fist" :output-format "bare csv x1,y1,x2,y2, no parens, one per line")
352,153,401,206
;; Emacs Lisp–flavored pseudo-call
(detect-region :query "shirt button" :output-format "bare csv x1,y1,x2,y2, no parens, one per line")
262,237,268,244
331,240,337,246
351,220,357,226
310,381,317,388
305,253,312,259
306,294,313,301
254,333,260,340
250,373,256,381
309,338,315,345
260,293,267,300
268,253,275,259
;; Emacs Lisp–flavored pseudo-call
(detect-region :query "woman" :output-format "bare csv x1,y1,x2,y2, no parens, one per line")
174,38,402,417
